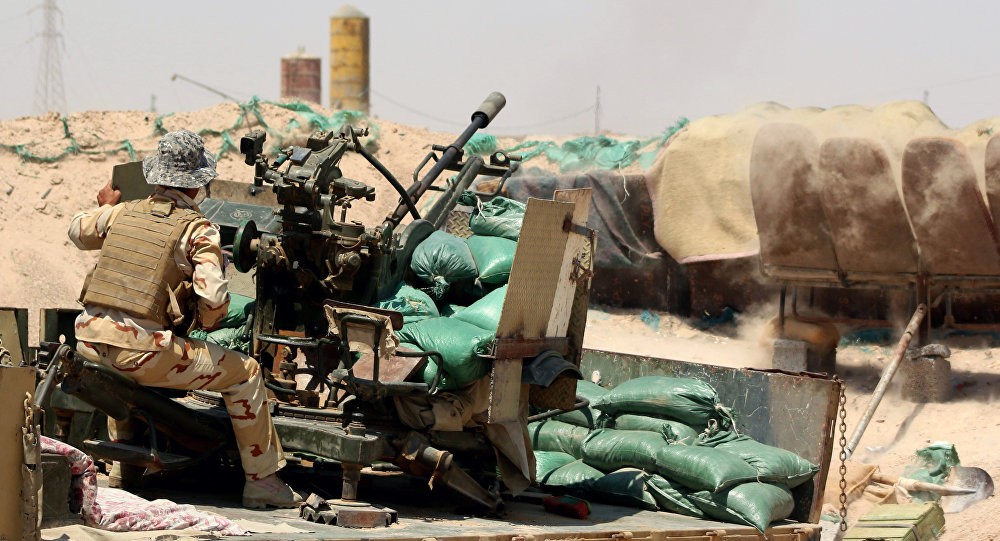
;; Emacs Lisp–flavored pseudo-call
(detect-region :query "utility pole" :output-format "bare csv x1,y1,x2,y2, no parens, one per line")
170,73,240,103
595,85,601,135
923,90,929,106
32,0,66,115
150,94,157,113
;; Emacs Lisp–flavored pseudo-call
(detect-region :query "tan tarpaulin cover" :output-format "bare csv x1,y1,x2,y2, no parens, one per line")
646,100,1000,263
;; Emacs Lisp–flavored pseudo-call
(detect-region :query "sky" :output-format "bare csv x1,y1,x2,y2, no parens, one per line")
1,0,1000,137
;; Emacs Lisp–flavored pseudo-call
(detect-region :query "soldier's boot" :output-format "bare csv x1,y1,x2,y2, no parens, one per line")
242,474,303,509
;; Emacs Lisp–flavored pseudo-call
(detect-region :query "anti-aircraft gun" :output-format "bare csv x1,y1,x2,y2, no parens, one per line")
229,92,523,397
42,92,595,525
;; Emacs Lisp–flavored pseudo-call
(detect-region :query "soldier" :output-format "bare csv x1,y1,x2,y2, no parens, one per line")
68,130,302,508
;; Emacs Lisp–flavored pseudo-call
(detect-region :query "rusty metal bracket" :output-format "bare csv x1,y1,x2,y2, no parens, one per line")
561,216,590,237
569,255,594,284
492,337,569,359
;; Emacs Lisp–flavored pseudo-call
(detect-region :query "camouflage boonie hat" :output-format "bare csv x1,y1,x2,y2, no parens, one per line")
142,130,218,189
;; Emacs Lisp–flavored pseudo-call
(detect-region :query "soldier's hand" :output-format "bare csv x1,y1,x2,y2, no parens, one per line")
97,181,122,207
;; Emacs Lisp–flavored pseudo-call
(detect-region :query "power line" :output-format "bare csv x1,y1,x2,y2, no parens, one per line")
843,70,1000,105
492,104,595,131
32,0,65,115
370,89,467,127
372,88,597,132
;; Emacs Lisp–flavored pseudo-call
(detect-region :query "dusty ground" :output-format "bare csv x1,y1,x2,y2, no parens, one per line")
4,103,994,538
584,306,1000,540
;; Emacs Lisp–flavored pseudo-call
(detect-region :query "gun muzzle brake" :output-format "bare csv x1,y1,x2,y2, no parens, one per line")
472,92,506,127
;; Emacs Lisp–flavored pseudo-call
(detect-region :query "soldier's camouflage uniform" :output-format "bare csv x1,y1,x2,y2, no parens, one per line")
68,135,285,481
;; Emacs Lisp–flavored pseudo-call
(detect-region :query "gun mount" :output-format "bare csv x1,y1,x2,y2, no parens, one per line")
222,93,532,512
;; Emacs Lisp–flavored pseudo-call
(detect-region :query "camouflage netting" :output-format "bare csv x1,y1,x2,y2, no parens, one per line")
0,96,376,164
496,118,689,172
1,98,685,180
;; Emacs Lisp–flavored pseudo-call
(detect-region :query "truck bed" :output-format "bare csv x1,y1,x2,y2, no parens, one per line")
116,472,819,541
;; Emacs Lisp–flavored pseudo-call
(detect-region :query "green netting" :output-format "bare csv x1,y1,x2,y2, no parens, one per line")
1,96,377,166
190,325,251,354
902,442,962,502
502,118,688,173
464,132,498,155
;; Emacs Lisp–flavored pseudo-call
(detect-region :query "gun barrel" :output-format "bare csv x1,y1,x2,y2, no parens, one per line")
385,92,505,226
472,92,506,127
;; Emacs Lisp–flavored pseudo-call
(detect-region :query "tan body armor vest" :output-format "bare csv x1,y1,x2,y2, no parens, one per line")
80,196,201,326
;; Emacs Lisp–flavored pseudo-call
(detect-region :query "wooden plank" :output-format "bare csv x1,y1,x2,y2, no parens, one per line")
547,189,592,337
496,198,576,340
902,137,1000,276
490,198,576,423
488,359,524,423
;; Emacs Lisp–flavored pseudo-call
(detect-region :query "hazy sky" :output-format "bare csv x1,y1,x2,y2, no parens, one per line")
2,1,999,136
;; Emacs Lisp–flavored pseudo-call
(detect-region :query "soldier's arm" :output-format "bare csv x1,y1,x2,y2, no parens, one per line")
67,181,124,250
187,220,230,331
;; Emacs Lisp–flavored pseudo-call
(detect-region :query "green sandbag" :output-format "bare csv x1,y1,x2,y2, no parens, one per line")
396,317,493,390
218,293,254,329
588,468,658,510
465,235,517,285
592,376,724,427
376,282,440,324
452,285,506,333
192,326,251,353
534,451,576,483
646,474,705,517
410,231,479,299
689,483,795,533
542,460,604,490
581,429,667,472
458,192,526,240
699,430,818,488
613,414,700,444
655,445,759,492
439,304,466,317
527,420,590,458
552,380,608,428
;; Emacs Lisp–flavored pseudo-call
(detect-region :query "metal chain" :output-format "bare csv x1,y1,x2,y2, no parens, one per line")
835,375,849,532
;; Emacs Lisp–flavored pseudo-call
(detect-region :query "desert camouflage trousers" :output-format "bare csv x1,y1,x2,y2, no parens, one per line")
75,336,285,481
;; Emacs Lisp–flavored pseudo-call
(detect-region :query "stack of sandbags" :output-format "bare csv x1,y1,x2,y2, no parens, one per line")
529,375,820,532
377,193,527,391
